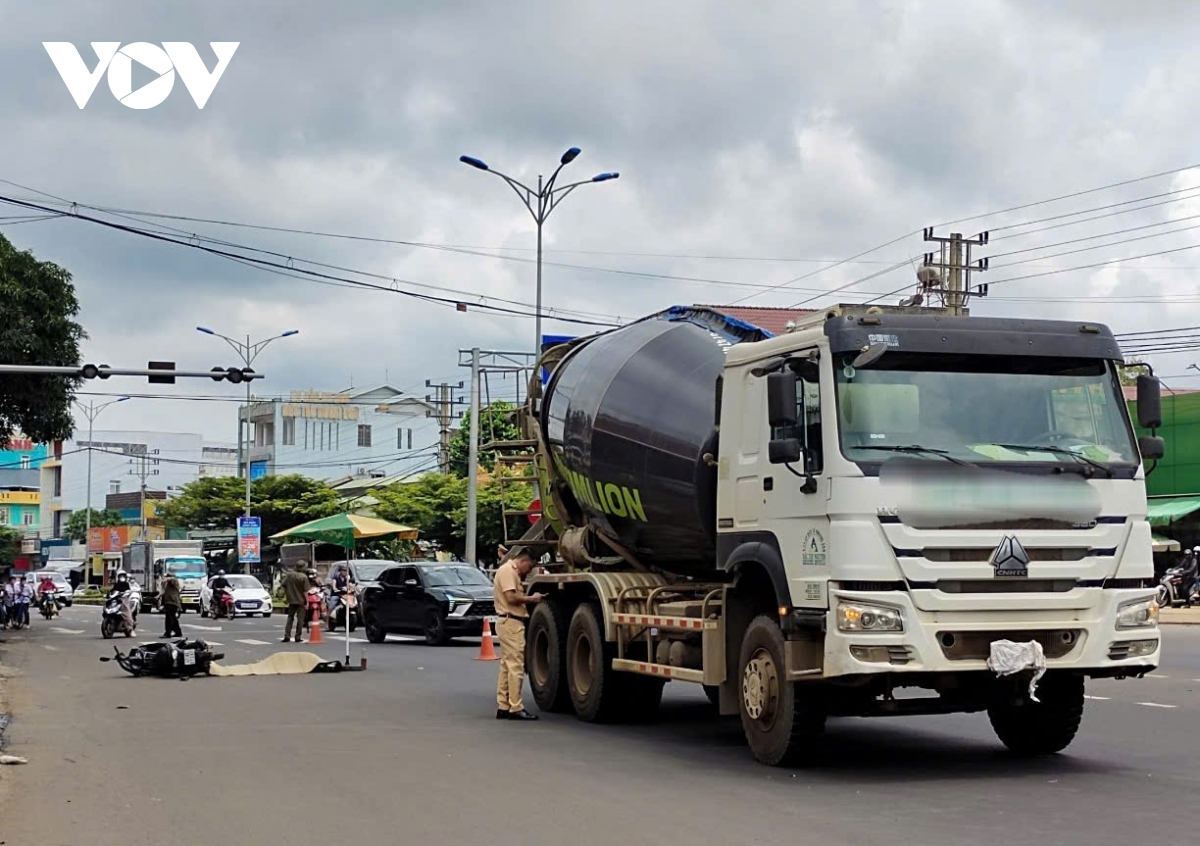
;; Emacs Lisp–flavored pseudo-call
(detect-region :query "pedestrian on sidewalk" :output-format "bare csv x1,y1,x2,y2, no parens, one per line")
492,547,545,722
281,562,309,643
159,569,183,638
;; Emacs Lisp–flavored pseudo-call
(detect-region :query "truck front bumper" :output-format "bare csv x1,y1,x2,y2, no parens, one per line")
820,587,1160,679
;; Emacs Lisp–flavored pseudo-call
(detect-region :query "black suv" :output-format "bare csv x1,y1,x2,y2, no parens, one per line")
361,563,495,645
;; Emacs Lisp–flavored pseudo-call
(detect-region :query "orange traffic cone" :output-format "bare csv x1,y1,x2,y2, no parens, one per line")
307,608,323,645
475,616,498,661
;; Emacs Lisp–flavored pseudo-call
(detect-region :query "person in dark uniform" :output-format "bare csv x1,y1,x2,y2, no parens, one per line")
159,569,183,638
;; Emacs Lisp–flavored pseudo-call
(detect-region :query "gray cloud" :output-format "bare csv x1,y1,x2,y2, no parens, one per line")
4,0,1200,445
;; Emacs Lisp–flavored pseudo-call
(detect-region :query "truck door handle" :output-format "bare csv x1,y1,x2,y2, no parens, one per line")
763,477,774,491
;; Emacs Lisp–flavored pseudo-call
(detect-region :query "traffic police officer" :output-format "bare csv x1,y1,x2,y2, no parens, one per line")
493,547,544,721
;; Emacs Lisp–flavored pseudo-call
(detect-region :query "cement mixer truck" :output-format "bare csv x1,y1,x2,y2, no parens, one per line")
512,303,1165,766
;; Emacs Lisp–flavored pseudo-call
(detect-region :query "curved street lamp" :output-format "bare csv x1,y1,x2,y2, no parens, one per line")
458,146,619,357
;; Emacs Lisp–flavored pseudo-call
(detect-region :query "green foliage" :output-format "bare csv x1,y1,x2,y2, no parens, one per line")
448,401,528,477
1119,358,1145,387
371,472,534,563
0,233,87,446
0,526,22,569
64,508,125,542
158,474,341,539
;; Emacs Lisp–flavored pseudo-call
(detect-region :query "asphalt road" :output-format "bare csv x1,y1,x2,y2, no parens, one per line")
1,604,1198,846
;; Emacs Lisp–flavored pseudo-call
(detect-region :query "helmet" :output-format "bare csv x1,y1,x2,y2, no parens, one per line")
117,570,127,579
218,569,226,576
1192,546,1199,552
307,569,317,578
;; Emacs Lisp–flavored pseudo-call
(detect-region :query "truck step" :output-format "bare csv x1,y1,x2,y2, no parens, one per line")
612,612,717,632
612,658,705,683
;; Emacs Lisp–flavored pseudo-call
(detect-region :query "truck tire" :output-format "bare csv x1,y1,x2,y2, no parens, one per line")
526,599,572,713
566,602,624,723
988,673,1084,756
618,675,665,723
737,615,825,767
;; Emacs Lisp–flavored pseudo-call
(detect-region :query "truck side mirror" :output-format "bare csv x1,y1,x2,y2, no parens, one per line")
767,371,798,428
768,438,801,464
1137,374,1162,430
1139,435,1165,460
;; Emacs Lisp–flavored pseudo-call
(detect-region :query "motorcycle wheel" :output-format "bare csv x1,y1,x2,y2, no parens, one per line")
101,618,115,639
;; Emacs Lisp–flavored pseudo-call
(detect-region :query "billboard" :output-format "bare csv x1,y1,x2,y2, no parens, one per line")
87,524,165,552
249,461,268,481
238,516,261,563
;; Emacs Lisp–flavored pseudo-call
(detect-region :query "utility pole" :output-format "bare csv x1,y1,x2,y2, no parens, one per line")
920,228,990,316
464,349,481,566
128,447,160,540
75,397,130,557
425,380,464,474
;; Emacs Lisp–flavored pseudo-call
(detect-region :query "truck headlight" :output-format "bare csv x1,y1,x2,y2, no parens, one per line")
837,601,903,633
1116,597,1159,630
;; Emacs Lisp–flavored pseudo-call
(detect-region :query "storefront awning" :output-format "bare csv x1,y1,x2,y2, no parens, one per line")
1147,495,1200,527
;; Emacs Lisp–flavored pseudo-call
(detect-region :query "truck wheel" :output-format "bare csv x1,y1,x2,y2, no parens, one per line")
566,602,623,723
738,615,825,767
618,676,665,723
526,599,571,713
988,673,1084,756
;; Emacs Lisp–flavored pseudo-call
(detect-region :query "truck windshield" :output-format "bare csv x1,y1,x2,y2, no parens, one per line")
165,557,206,574
834,353,1138,470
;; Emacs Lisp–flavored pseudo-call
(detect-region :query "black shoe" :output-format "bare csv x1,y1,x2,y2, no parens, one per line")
508,709,539,721
496,709,509,720
281,637,292,643
293,637,302,643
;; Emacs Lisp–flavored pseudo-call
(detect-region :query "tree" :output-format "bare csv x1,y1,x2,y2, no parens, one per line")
158,474,341,539
0,233,87,446
448,401,529,477
0,526,22,571
371,474,467,554
64,508,125,542
370,472,535,563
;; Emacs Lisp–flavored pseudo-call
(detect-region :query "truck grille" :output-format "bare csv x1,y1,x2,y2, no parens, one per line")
936,629,1081,661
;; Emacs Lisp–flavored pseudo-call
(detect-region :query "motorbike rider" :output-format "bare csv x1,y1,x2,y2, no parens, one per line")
14,575,33,626
108,570,137,633
37,572,60,613
1188,546,1200,601
209,569,233,615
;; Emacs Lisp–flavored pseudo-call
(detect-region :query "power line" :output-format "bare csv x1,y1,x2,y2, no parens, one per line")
0,194,623,328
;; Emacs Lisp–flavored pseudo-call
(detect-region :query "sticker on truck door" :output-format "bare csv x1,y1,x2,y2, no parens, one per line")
801,529,827,567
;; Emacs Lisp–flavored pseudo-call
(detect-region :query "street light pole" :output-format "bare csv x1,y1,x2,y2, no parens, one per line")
196,327,299,516
459,147,619,359
75,397,130,560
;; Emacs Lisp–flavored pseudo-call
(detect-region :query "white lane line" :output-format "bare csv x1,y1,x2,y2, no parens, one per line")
1084,695,1111,700
42,644,58,651
236,639,272,646
1146,674,1170,680
50,627,85,634
1137,702,1177,709
184,624,222,631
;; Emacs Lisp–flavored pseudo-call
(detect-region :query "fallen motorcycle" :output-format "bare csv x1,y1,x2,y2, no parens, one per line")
99,639,225,679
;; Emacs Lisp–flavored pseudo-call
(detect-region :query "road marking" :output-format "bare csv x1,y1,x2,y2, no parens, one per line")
1084,695,1110,700
1137,702,1177,709
185,624,222,631
236,639,272,646
50,627,85,634
42,644,58,651
1146,674,1170,680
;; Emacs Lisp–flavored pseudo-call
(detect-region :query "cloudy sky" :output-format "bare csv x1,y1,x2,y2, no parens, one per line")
3,0,1200,458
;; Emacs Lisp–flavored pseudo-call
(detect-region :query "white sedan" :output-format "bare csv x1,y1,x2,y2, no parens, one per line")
198,575,273,618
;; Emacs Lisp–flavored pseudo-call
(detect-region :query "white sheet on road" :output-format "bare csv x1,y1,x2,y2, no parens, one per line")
209,651,328,676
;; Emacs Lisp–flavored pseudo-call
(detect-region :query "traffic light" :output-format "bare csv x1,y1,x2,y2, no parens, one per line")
210,367,259,384
79,363,112,379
